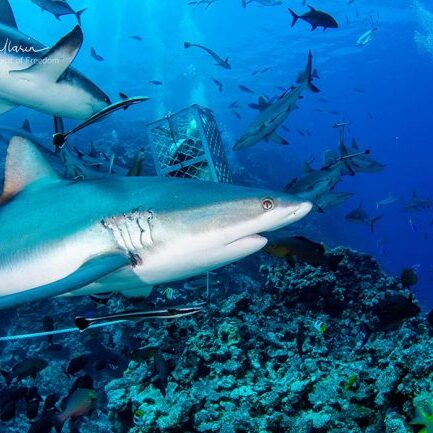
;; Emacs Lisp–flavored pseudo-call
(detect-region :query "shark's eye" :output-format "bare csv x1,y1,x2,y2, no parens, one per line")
262,198,274,211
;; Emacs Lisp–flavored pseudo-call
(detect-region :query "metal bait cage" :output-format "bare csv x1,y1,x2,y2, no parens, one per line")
146,104,232,183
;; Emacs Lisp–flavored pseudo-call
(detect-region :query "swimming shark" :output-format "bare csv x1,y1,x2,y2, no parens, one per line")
0,0,110,119
0,136,312,310
283,160,342,202
233,51,319,150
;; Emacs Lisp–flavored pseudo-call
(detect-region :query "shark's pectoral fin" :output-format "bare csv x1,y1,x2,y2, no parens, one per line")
0,99,17,115
0,253,131,310
9,26,83,83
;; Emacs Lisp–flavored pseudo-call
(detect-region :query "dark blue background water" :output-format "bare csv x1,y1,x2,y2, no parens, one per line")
3,0,433,306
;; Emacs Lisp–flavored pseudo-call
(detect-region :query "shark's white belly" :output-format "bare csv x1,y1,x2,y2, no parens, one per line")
0,61,95,119
0,225,115,296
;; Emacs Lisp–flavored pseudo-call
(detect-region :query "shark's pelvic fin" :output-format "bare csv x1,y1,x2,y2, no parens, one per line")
0,253,131,310
9,26,83,83
1,136,60,201
0,0,18,29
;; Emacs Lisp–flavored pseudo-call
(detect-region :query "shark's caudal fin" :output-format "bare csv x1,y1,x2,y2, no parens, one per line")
296,54,317,90
0,0,17,29
75,8,87,26
288,8,299,27
9,26,83,83
1,136,60,202
305,51,319,92
297,51,319,93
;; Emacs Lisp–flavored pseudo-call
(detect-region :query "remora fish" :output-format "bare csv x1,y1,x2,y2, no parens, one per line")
233,51,319,150
337,138,385,175
357,27,378,46
289,6,338,31
376,193,399,209
30,0,87,25
0,137,312,310
184,41,231,69
75,305,205,331
0,1,110,119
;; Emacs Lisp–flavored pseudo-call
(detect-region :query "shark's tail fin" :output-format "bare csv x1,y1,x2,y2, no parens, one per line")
288,8,299,27
305,50,320,93
184,41,192,49
297,51,320,93
75,8,87,26
370,215,383,233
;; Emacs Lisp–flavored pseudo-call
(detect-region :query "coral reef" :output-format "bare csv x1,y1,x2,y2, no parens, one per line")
104,248,427,433
0,247,431,433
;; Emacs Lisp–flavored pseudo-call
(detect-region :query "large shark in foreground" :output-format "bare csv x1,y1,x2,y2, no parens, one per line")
0,0,110,119
233,51,319,150
0,137,312,310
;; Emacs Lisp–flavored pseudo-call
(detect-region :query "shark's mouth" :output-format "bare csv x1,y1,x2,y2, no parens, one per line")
225,234,268,251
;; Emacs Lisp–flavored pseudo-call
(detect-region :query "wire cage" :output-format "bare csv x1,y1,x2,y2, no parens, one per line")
146,104,232,183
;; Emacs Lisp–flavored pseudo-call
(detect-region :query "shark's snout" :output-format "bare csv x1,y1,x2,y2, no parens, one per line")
287,201,313,223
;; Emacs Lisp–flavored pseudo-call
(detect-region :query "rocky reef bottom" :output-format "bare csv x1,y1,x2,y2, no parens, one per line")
1,247,432,433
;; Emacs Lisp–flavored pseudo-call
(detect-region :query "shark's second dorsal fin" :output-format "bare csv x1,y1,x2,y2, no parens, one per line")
2,137,59,201
9,26,83,83
0,0,18,29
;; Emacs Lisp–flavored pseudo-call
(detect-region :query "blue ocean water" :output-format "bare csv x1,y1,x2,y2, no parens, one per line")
5,0,429,307
0,0,433,433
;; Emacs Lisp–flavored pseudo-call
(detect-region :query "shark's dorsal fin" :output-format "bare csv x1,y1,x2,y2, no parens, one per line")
21,119,31,133
0,0,18,29
2,136,59,201
257,96,270,111
9,26,83,83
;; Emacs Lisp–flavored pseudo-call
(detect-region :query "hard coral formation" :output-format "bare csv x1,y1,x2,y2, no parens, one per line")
1,247,430,433
102,247,425,433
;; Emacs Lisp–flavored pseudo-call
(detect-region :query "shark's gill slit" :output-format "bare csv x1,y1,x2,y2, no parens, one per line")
101,211,154,254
